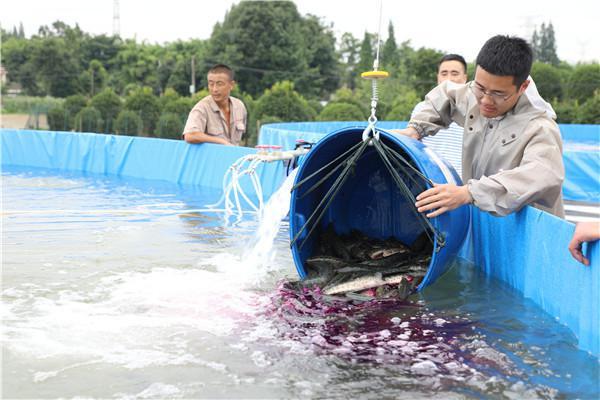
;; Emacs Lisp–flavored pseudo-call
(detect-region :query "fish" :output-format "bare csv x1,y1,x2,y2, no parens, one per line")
300,226,432,300
323,273,408,295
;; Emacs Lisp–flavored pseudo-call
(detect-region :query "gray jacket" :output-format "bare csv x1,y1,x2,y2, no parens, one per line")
409,81,565,218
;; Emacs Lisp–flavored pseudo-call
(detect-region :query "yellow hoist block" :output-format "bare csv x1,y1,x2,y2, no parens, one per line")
360,70,390,79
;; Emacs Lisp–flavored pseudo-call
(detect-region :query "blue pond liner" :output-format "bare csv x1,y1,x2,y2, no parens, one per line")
289,127,470,291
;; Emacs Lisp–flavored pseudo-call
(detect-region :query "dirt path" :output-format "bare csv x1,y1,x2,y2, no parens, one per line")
1,113,48,129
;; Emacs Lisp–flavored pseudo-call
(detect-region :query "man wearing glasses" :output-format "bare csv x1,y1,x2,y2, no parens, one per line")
395,35,564,219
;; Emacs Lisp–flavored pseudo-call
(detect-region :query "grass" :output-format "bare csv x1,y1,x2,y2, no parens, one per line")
1,96,64,114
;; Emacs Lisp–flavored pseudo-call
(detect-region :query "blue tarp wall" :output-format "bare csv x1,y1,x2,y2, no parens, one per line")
1,126,598,356
0,129,285,198
261,122,600,203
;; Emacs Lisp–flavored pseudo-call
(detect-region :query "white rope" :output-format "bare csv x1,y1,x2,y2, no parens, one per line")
207,149,308,219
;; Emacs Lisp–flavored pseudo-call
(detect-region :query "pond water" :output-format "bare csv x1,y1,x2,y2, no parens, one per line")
2,166,598,399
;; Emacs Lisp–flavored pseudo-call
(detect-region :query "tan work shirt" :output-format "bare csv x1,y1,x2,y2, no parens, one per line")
182,95,247,145
409,81,565,218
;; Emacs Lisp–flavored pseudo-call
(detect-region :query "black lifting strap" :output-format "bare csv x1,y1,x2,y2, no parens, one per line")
370,136,446,250
290,133,446,252
290,138,372,250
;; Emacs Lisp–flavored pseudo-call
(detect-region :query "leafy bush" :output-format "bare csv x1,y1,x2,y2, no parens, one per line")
567,63,600,103
576,90,600,124
90,88,122,133
554,99,579,124
162,97,195,118
531,62,563,101
255,81,316,122
157,113,184,139
115,110,143,136
124,86,161,135
74,106,103,132
387,90,421,121
64,94,88,129
47,106,70,131
318,102,365,121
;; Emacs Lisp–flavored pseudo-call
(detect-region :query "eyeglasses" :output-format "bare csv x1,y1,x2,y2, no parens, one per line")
469,81,516,104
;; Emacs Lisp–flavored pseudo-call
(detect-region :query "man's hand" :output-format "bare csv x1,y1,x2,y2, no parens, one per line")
568,221,600,266
389,126,420,140
184,132,232,145
415,183,472,218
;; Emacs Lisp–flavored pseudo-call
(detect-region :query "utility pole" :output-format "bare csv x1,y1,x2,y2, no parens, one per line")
190,56,196,95
91,67,95,96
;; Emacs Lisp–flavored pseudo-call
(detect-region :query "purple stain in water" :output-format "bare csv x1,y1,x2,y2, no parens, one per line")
262,280,523,380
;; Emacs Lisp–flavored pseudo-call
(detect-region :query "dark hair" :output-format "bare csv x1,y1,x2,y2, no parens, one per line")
439,54,467,74
475,35,532,87
208,63,234,81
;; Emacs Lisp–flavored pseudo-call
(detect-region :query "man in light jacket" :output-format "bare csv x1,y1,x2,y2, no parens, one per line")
395,35,565,218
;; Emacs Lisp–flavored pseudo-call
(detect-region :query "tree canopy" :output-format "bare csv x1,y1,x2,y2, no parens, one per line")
2,10,599,134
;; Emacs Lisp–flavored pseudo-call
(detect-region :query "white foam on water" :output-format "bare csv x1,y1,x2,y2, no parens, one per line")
3,267,265,370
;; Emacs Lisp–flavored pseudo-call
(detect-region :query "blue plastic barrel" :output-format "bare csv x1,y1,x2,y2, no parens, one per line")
289,127,470,291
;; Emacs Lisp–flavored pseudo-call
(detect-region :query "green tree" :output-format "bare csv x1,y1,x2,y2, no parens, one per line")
532,22,560,66
387,89,421,121
124,86,161,135
405,47,443,97
80,34,123,71
531,62,563,100
90,88,122,133
115,110,143,136
293,14,339,98
162,39,206,95
255,81,316,123
554,99,579,123
338,32,360,89
74,106,103,132
328,87,369,116
63,94,88,129
356,32,375,76
318,103,365,121
47,106,70,131
80,60,108,97
567,63,600,103
576,90,600,124
111,40,161,94
206,2,307,97
382,21,398,70
157,113,185,139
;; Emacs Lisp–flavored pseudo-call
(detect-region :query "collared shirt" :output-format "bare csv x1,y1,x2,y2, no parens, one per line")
409,80,565,218
182,95,247,145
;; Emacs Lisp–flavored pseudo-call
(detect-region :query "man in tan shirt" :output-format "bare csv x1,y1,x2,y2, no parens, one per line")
395,35,565,218
182,64,247,146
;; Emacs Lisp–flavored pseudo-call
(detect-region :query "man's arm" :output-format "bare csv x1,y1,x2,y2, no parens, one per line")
393,81,463,140
467,125,564,217
183,131,232,145
569,221,600,266
182,104,233,146
391,126,420,140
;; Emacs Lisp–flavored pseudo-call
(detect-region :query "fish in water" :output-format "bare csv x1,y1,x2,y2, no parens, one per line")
322,272,414,296
299,225,432,301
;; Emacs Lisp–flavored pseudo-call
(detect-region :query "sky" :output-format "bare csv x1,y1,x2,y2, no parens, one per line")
2,0,599,64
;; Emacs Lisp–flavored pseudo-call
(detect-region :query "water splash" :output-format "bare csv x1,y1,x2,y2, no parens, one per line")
243,169,297,270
